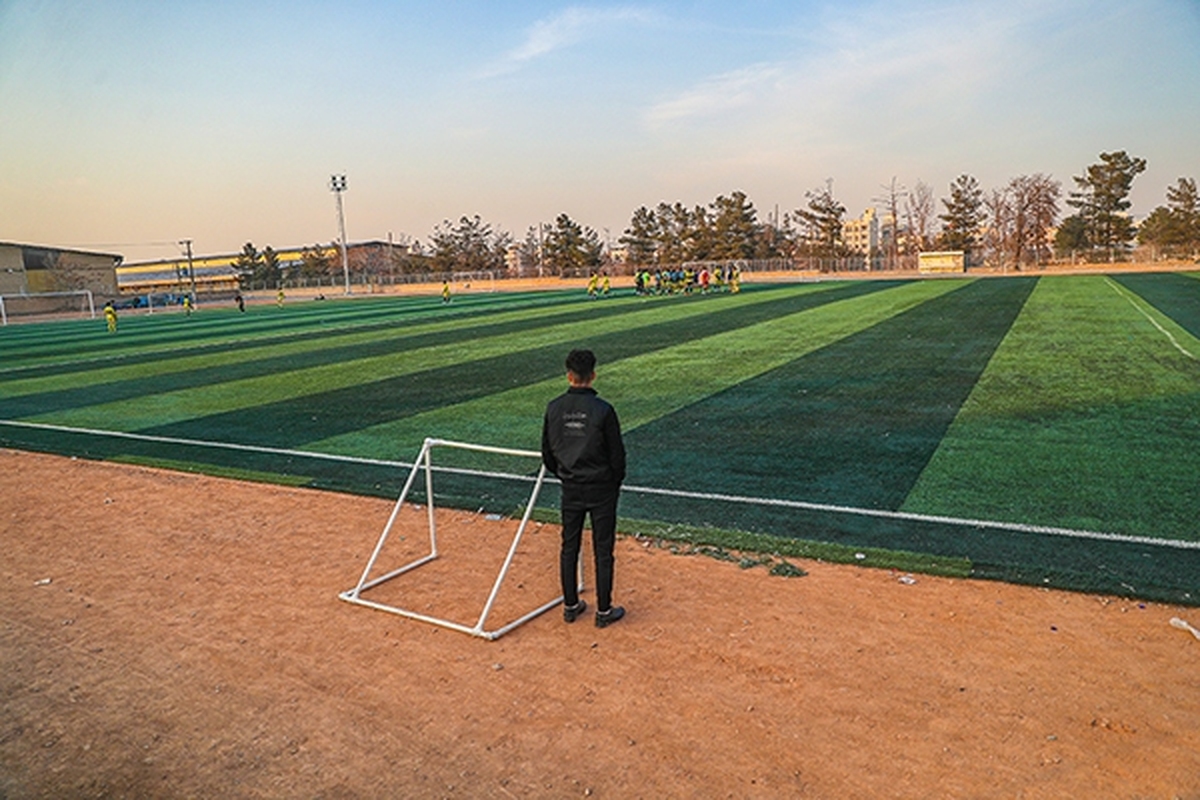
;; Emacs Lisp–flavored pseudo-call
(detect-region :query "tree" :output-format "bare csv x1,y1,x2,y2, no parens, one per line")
654,202,693,265
619,206,659,266
708,191,761,260
233,242,264,289
874,177,906,268
903,180,936,253
543,213,602,275
299,243,334,281
260,246,281,288
429,215,510,273
1054,215,1090,257
1139,177,1200,257
937,174,984,254
1066,150,1147,257
1001,174,1061,269
795,183,846,262
982,187,1013,269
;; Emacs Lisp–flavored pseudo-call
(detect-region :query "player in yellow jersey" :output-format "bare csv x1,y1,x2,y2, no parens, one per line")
442,280,451,304
601,274,611,297
276,287,285,307
586,272,599,298
103,301,118,333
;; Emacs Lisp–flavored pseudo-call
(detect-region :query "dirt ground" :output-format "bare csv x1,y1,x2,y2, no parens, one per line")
2,448,1198,799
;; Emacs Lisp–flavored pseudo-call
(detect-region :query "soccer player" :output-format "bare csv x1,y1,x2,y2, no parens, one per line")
441,280,451,304
103,301,117,333
276,287,285,307
542,349,627,628
183,295,193,316
586,272,599,299
601,274,611,297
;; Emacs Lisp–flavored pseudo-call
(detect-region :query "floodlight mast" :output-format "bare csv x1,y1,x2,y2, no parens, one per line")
330,174,351,295
179,238,197,303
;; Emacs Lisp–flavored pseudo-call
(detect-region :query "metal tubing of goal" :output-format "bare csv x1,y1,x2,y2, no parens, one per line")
346,438,431,599
0,297,6,326
339,437,563,640
424,439,438,557
474,463,548,633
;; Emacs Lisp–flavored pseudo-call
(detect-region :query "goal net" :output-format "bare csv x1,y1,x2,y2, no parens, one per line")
339,437,577,640
0,290,95,325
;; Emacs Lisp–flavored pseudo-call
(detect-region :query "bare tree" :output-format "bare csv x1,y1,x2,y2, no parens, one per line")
983,188,1014,269
903,180,935,253
995,174,1061,269
874,177,907,269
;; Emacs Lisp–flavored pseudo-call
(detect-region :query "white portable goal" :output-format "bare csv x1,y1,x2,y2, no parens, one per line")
339,437,577,640
0,290,95,325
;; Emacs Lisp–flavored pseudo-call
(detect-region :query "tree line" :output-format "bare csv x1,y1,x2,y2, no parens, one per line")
234,149,1197,286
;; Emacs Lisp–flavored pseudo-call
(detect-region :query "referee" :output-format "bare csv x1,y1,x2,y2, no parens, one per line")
542,349,626,628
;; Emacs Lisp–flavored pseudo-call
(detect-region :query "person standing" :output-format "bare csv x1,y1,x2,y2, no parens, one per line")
542,349,626,628
103,301,118,333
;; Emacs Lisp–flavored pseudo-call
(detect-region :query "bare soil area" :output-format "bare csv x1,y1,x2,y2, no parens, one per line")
2,449,1198,798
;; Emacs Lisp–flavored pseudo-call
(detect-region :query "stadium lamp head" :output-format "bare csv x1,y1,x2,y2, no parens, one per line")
330,174,347,192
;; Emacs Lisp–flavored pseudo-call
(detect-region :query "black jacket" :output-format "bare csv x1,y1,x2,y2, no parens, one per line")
542,387,626,487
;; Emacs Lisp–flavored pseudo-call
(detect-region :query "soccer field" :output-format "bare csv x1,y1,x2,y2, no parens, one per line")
2,273,1199,603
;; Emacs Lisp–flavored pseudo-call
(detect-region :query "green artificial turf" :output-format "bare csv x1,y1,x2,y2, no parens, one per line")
3,276,1199,604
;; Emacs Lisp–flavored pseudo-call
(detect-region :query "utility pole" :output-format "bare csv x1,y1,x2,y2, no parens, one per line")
330,174,350,294
179,238,197,303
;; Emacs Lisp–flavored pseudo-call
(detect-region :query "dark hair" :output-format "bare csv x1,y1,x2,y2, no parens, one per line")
565,349,596,378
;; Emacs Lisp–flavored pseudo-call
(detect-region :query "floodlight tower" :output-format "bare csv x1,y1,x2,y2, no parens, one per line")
330,174,351,294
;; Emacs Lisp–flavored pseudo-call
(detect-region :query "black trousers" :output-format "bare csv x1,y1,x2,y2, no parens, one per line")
559,483,619,612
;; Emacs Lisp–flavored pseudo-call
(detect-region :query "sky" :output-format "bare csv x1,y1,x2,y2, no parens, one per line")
1,0,1198,263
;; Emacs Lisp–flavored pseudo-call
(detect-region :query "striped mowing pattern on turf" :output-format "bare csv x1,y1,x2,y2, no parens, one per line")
2,276,1199,604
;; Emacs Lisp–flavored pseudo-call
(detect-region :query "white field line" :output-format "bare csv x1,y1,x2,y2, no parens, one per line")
2,418,1199,551
1105,277,1197,360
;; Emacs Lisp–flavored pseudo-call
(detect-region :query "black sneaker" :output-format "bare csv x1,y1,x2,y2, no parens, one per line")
594,606,625,628
563,600,587,623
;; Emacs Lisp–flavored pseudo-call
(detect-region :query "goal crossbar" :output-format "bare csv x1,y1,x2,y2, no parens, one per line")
338,437,571,640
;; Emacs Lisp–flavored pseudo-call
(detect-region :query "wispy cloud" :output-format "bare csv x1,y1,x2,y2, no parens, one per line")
644,64,784,128
641,0,1036,134
477,5,654,78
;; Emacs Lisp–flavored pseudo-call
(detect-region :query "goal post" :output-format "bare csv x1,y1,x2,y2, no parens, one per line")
0,290,95,325
338,437,578,640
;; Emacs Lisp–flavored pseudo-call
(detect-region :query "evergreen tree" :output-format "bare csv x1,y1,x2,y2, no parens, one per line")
937,174,984,253
708,191,761,260
795,185,846,259
620,206,659,266
233,242,263,289
299,243,333,280
1138,178,1200,257
543,213,602,275
1066,150,1147,256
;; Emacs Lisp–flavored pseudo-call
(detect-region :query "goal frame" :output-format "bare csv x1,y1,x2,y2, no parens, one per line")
338,437,576,640
0,290,95,325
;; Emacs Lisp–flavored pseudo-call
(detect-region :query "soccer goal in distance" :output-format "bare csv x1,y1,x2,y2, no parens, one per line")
338,437,579,640
0,290,95,325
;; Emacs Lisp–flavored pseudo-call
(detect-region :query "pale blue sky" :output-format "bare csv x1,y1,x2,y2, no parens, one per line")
1,0,1197,262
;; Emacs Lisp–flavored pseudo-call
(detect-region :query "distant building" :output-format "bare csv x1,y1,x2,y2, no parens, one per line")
117,241,398,294
0,241,122,297
841,208,879,255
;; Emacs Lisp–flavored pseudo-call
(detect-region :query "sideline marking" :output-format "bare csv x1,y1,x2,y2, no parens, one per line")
1105,277,1197,360
2,418,1199,551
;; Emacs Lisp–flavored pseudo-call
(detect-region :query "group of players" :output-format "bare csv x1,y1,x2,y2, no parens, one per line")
587,265,742,299
631,264,741,297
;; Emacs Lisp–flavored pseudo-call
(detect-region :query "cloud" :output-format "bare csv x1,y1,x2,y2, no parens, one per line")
477,5,654,78
641,0,1036,134
643,64,785,128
